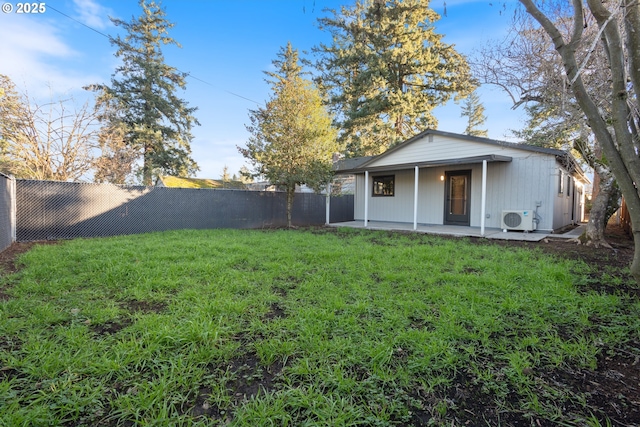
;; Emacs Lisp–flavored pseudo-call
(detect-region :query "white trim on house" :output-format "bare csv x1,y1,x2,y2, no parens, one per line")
413,166,419,230
481,160,487,236
364,171,369,227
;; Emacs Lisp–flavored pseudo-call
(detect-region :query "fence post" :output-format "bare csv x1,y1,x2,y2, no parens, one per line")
10,175,16,243
325,183,331,225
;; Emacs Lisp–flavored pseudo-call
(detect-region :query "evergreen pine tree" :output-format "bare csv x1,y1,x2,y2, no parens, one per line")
90,0,199,185
239,42,339,227
315,0,474,156
461,90,488,137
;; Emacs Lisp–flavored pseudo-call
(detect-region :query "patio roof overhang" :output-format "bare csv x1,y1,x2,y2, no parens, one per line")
335,154,512,174
331,154,513,236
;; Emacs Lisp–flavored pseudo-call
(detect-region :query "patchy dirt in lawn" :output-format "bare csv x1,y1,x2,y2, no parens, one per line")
512,224,632,270
226,351,285,403
0,241,59,275
425,224,639,426
537,343,640,427
1,226,639,426
90,319,133,336
263,302,286,321
0,241,59,301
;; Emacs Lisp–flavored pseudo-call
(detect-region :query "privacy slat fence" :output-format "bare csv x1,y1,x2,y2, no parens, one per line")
11,180,354,243
620,197,632,237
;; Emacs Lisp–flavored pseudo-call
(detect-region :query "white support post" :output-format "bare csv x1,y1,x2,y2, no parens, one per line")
364,170,369,227
580,185,586,222
413,166,419,230
481,160,487,236
325,183,331,225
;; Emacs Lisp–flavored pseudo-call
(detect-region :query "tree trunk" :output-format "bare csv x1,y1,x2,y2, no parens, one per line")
574,135,619,247
624,0,640,281
143,144,152,186
583,173,615,247
286,187,295,228
631,231,640,282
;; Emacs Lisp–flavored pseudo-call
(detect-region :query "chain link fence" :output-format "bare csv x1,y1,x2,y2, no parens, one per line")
0,173,16,251
15,180,354,242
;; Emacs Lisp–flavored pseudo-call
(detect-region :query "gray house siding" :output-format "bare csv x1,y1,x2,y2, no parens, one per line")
484,154,558,232
552,166,582,230
354,154,576,232
417,168,445,224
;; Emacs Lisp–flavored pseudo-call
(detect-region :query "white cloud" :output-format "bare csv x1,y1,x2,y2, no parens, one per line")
72,0,113,29
191,137,248,179
0,14,75,58
0,11,106,99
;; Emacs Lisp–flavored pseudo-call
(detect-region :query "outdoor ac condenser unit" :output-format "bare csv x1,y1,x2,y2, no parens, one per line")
501,210,535,231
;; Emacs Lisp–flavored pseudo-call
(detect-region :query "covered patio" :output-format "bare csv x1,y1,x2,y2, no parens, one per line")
328,220,586,242
344,155,510,235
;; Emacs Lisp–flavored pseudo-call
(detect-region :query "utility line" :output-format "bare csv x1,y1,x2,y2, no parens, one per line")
47,5,113,40
47,4,262,105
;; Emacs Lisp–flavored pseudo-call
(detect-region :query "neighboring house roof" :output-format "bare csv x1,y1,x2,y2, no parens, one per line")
157,176,246,189
333,156,376,172
334,129,589,183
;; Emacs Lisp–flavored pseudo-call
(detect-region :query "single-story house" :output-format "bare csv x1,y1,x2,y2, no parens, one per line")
334,129,589,234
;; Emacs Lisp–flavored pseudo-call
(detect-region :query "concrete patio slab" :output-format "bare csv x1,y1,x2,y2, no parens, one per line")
328,221,585,242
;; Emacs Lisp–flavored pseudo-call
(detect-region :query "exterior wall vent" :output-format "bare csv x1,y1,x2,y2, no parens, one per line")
501,210,534,231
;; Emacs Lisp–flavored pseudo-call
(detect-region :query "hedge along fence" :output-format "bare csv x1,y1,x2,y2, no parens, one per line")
0,173,16,252
15,180,354,242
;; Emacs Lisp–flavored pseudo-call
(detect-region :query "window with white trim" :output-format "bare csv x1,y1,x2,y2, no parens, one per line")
558,171,564,195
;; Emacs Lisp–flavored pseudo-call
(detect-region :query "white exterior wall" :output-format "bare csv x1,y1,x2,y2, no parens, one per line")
552,166,580,230
354,137,571,232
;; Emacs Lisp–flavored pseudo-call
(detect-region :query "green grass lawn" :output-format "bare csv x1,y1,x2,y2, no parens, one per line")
0,228,638,426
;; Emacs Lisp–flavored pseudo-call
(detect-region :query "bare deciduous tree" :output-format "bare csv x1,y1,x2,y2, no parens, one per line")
473,5,622,247
0,74,99,181
518,0,640,281
93,104,138,184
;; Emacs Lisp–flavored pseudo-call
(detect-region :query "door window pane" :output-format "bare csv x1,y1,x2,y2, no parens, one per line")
449,175,467,215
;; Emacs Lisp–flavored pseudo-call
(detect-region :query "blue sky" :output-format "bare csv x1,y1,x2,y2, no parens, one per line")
0,0,523,180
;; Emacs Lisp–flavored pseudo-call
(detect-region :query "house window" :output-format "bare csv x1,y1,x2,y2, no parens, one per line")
558,171,564,195
372,175,394,196
566,175,572,197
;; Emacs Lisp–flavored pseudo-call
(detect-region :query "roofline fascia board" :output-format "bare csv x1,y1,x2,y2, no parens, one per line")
336,154,512,174
554,153,591,184
355,129,568,171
